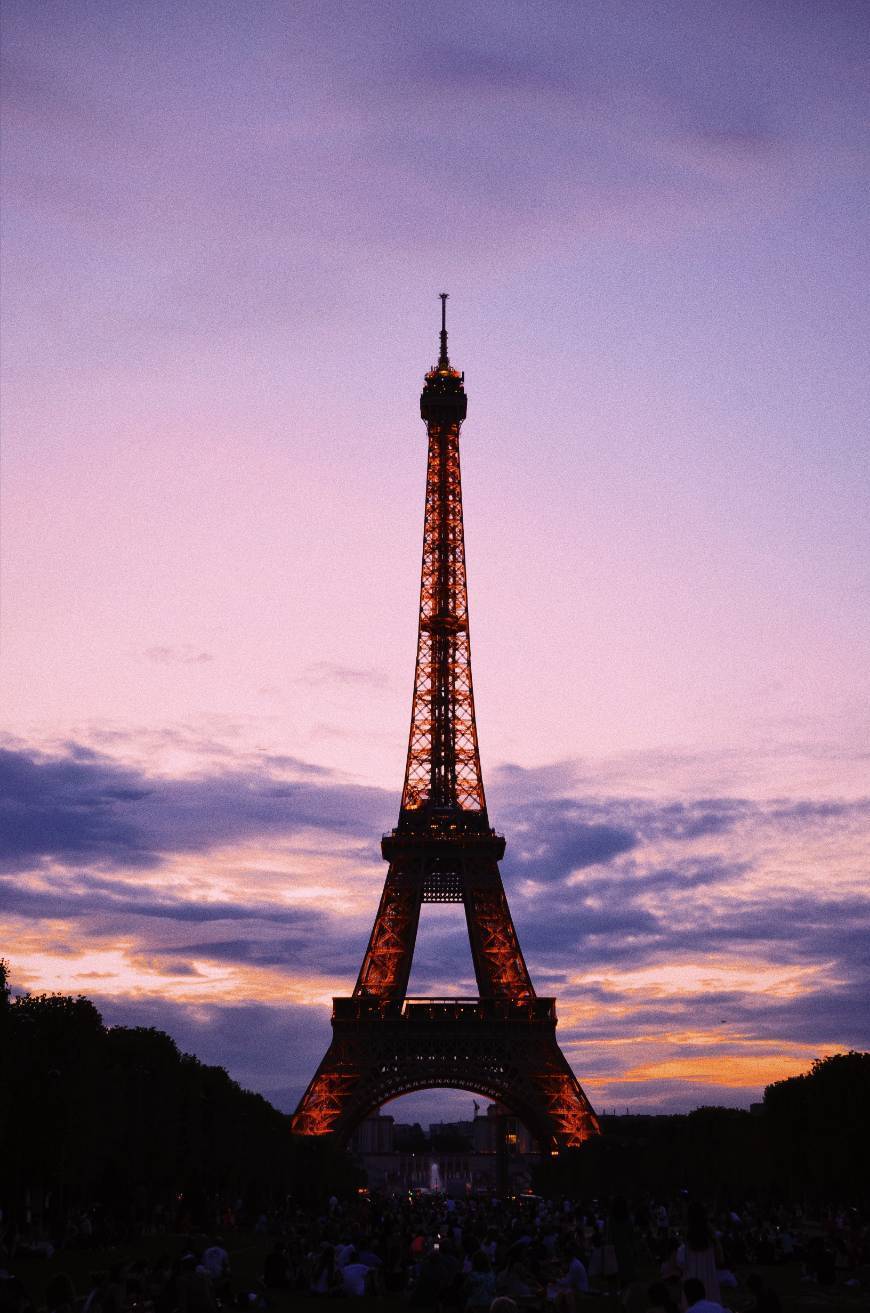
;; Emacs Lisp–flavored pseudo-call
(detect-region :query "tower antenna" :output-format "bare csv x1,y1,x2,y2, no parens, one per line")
439,291,449,365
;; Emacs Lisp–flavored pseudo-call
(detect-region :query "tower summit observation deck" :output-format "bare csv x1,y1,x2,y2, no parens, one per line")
292,297,600,1150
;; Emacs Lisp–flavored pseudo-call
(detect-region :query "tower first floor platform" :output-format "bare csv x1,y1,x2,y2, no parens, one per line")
291,996,599,1150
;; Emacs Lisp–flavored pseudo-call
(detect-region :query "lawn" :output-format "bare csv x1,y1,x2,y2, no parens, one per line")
11,1229,869,1311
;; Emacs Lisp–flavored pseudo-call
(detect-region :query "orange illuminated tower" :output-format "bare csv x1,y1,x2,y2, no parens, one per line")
292,297,599,1150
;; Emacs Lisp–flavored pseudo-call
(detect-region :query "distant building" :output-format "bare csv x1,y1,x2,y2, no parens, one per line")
349,1112,395,1154
473,1103,536,1154
430,1119,474,1145
348,1104,540,1193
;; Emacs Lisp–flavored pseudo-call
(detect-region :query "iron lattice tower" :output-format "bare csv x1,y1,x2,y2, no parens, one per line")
292,297,600,1150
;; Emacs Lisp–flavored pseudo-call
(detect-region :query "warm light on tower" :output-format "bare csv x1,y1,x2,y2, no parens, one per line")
292,299,600,1150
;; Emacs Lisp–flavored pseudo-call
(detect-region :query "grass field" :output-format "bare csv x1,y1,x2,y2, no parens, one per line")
10,1229,868,1312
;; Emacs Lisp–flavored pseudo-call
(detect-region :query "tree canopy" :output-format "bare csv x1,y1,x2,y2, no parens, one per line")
0,962,359,1222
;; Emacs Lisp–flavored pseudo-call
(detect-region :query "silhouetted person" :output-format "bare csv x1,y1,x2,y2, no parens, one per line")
682,1277,725,1312
175,1255,215,1313
44,1274,75,1313
677,1205,722,1306
608,1195,638,1286
645,1279,679,1313
80,1272,107,1313
497,1247,542,1305
409,1237,461,1308
745,1273,782,1312
0,1271,30,1313
263,1242,290,1290
804,1236,835,1286
339,1248,370,1298
463,1250,495,1311
309,1244,341,1296
201,1239,229,1287
101,1265,125,1313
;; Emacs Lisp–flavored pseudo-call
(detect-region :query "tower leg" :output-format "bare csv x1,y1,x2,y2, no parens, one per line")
462,853,535,1000
354,862,422,998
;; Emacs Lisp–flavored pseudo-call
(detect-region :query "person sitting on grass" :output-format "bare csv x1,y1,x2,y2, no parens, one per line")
681,1277,725,1312
262,1241,290,1290
309,1244,342,1297
644,1278,679,1313
463,1250,496,1311
744,1273,782,1313
340,1249,371,1298
549,1242,589,1312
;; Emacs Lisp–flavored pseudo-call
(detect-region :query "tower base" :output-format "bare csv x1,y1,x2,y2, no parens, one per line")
291,997,599,1150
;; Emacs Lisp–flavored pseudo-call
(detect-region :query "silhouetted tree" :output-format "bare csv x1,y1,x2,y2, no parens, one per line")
533,1057,869,1204
0,971,361,1230
764,1051,870,1200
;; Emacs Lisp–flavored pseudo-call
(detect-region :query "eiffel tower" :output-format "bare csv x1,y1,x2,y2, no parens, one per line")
292,297,600,1150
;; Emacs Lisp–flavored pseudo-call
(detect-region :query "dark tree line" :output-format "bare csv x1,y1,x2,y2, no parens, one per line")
0,963,358,1228
764,1050,870,1197
533,1052,870,1204
3,961,866,1217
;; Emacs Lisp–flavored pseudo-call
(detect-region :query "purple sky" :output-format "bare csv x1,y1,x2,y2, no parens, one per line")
2,0,868,1124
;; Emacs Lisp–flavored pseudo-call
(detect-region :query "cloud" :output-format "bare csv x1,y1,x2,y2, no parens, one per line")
0,53,111,132
270,0,827,254
296,662,389,689
497,793,758,886
507,807,638,882
0,870,329,932
414,40,572,97
768,798,870,825
557,966,870,1041
0,743,390,872
4,743,867,991
3,736,868,1117
145,646,214,665
693,895,870,969
589,1082,760,1115
517,897,660,963
501,790,870,882
2,0,825,305
79,965,869,1119
0,747,155,870
136,931,367,978
739,975,870,1050
514,881,870,978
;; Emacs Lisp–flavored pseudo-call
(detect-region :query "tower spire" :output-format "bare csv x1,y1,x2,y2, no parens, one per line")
439,291,449,366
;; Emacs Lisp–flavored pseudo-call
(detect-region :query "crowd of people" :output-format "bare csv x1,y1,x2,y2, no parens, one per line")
253,1191,867,1309
2,1190,868,1313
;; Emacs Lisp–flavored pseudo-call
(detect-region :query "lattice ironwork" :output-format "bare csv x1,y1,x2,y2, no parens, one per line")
292,297,600,1154
291,1000,598,1150
401,407,485,817
352,836,534,1002
465,880,535,1001
354,868,422,999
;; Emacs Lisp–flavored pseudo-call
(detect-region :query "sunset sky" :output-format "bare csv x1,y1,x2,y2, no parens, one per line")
2,0,868,1125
